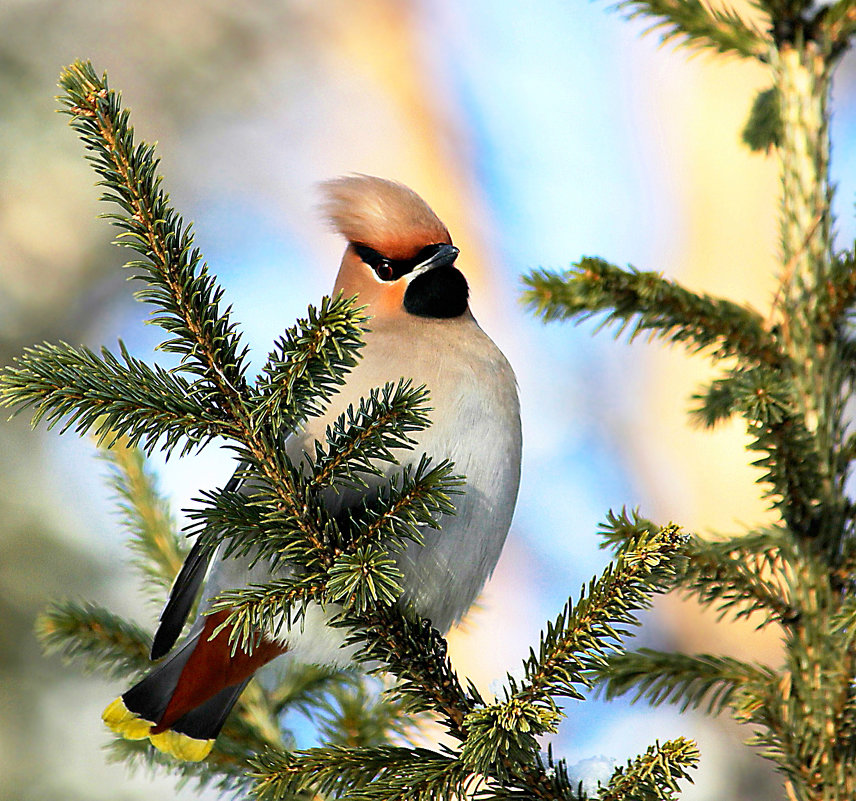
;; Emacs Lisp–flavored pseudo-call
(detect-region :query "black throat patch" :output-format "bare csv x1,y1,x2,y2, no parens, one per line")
403,264,469,318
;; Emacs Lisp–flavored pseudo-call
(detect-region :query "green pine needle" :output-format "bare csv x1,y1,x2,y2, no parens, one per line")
308,379,433,492
523,258,783,366
208,574,328,654
327,544,405,613
344,455,464,552
58,60,249,398
311,679,421,748
251,294,367,434
513,525,687,704
598,508,660,550
616,0,767,59
690,365,825,536
598,738,699,801
250,745,471,801
680,531,801,625
0,340,234,456
104,441,187,597
342,604,474,729
36,600,152,679
599,649,777,716
466,526,686,780
461,700,559,780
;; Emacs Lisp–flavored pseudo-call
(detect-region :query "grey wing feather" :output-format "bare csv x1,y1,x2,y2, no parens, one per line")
150,466,245,660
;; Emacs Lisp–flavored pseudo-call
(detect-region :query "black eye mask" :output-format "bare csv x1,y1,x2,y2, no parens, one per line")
353,243,446,282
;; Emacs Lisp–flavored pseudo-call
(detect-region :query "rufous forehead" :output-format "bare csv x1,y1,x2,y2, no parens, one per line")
321,175,451,256
366,227,450,260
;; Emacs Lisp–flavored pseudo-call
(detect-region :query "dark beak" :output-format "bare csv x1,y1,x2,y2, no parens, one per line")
417,243,459,273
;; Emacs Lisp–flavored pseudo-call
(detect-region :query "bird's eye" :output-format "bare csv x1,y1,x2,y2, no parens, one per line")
354,244,398,282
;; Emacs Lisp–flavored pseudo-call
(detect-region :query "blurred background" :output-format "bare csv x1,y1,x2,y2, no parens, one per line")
3,1,856,798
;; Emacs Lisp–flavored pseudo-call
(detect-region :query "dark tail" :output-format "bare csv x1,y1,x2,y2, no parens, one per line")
103,610,286,761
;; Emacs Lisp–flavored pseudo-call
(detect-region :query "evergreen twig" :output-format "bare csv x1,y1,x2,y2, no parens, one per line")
105,442,186,597
57,61,249,402
600,649,777,715
251,745,472,801
36,600,152,679
0,340,234,456
597,738,700,801
616,0,767,59
679,531,801,625
523,258,784,366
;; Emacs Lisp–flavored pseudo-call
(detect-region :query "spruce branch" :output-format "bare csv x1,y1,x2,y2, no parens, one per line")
209,574,328,653
58,60,249,401
251,745,471,801
616,0,767,59
36,600,152,679
749,406,826,537
182,294,371,581
519,0,856,795
461,701,562,782
327,544,405,613
311,679,419,748
307,380,433,492
190,394,459,573
342,604,475,732
513,525,686,703
689,367,759,428
691,366,825,536
105,442,186,597
599,649,777,716
0,340,234,456
265,662,348,717
680,530,801,625
9,61,373,565
821,250,856,326
343,455,463,552
597,738,700,801
523,259,783,366
199,455,462,652
188,466,329,572
475,748,594,801
597,507,660,550
107,737,255,797
604,513,801,626
250,294,368,435
830,595,856,650
460,526,687,781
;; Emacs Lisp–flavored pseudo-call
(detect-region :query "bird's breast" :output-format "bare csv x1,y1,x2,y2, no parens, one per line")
290,314,522,633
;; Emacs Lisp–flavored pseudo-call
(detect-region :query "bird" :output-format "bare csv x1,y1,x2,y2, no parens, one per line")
102,175,522,762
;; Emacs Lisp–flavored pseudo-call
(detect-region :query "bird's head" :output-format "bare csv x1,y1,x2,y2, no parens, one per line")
322,175,469,319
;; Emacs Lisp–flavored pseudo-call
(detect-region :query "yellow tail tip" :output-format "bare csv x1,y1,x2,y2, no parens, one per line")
102,697,153,740
149,729,214,762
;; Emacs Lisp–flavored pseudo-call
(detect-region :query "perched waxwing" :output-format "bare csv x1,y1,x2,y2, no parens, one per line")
103,175,522,761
